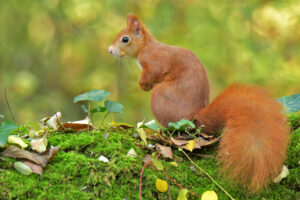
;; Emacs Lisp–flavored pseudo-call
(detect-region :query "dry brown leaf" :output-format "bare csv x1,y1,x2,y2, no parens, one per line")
22,160,43,176
170,136,220,151
61,123,93,131
195,137,221,148
199,132,214,139
142,154,152,163
156,144,173,159
2,145,61,167
170,137,189,146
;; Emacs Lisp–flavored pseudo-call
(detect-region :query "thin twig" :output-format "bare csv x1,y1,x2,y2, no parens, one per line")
5,88,16,122
181,150,235,200
56,113,65,133
139,159,152,200
88,102,91,132
101,112,109,125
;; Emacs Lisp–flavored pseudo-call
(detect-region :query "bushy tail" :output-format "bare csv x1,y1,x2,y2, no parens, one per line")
194,84,290,192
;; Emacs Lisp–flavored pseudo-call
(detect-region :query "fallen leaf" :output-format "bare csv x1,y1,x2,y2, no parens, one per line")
170,137,189,146
273,165,289,183
137,128,147,144
62,117,93,131
177,189,188,200
14,161,32,175
152,158,164,170
41,112,61,130
29,129,45,138
22,160,43,175
2,145,61,167
8,135,28,149
199,132,214,139
99,155,109,163
156,178,168,192
31,137,48,153
185,139,196,152
62,123,93,131
193,137,220,148
201,190,218,200
156,144,173,159
142,154,152,163
127,148,137,158
171,137,220,151
108,121,133,129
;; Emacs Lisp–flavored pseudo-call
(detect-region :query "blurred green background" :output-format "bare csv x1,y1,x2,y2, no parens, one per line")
0,0,299,125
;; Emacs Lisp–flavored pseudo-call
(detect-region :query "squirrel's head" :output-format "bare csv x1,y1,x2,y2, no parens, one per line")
108,14,151,58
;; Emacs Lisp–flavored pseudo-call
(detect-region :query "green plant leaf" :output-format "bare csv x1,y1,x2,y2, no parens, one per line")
74,90,110,103
0,115,4,118
168,119,195,131
90,106,107,113
277,94,300,113
0,120,19,146
104,100,123,113
139,120,159,131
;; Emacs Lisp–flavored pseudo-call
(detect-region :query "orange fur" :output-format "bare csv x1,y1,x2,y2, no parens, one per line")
109,14,209,126
109,15,290,193
194,84,290,192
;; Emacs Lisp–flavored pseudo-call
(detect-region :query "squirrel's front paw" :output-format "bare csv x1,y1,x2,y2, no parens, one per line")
139,80,153,91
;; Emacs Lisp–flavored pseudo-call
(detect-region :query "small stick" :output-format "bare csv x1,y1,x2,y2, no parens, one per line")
139,159,152,200
181,150,235,200
56,113,65,133
5,88,16,122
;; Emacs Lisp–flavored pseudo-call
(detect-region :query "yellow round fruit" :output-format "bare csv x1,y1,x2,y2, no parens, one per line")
201,190,218,200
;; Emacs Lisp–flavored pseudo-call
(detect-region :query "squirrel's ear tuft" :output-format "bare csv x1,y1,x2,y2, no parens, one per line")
127,14,143,37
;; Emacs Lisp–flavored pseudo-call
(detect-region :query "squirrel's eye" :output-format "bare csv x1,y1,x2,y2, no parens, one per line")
122,36,130,43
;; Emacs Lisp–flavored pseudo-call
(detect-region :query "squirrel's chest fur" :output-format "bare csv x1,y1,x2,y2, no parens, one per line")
138,44,210,126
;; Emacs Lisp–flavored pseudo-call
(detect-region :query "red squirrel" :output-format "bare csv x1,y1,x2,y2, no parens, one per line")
109,14,290,193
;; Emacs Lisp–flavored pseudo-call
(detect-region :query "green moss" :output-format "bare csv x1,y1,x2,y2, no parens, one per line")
0,114,299,200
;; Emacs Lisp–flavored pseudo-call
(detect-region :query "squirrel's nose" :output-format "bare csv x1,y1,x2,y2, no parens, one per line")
108,45,114,54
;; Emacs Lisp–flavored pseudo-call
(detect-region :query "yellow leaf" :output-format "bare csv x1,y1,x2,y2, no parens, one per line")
185,139,196,152
177,189,188,200
8,135,28,149
201,191,218,200
108,121,133,129
156,178,168,192
31,136,48,153
137,128,147,144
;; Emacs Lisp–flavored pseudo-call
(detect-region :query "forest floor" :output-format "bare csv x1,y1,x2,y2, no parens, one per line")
0,112,299,200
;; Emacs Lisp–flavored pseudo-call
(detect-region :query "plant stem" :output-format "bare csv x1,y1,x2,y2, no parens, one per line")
181,150,235,200
88,102,91,132
101,112,110,125
5,88,16,123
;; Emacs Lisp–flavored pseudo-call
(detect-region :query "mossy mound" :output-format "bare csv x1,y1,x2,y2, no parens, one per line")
0,113,299,200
